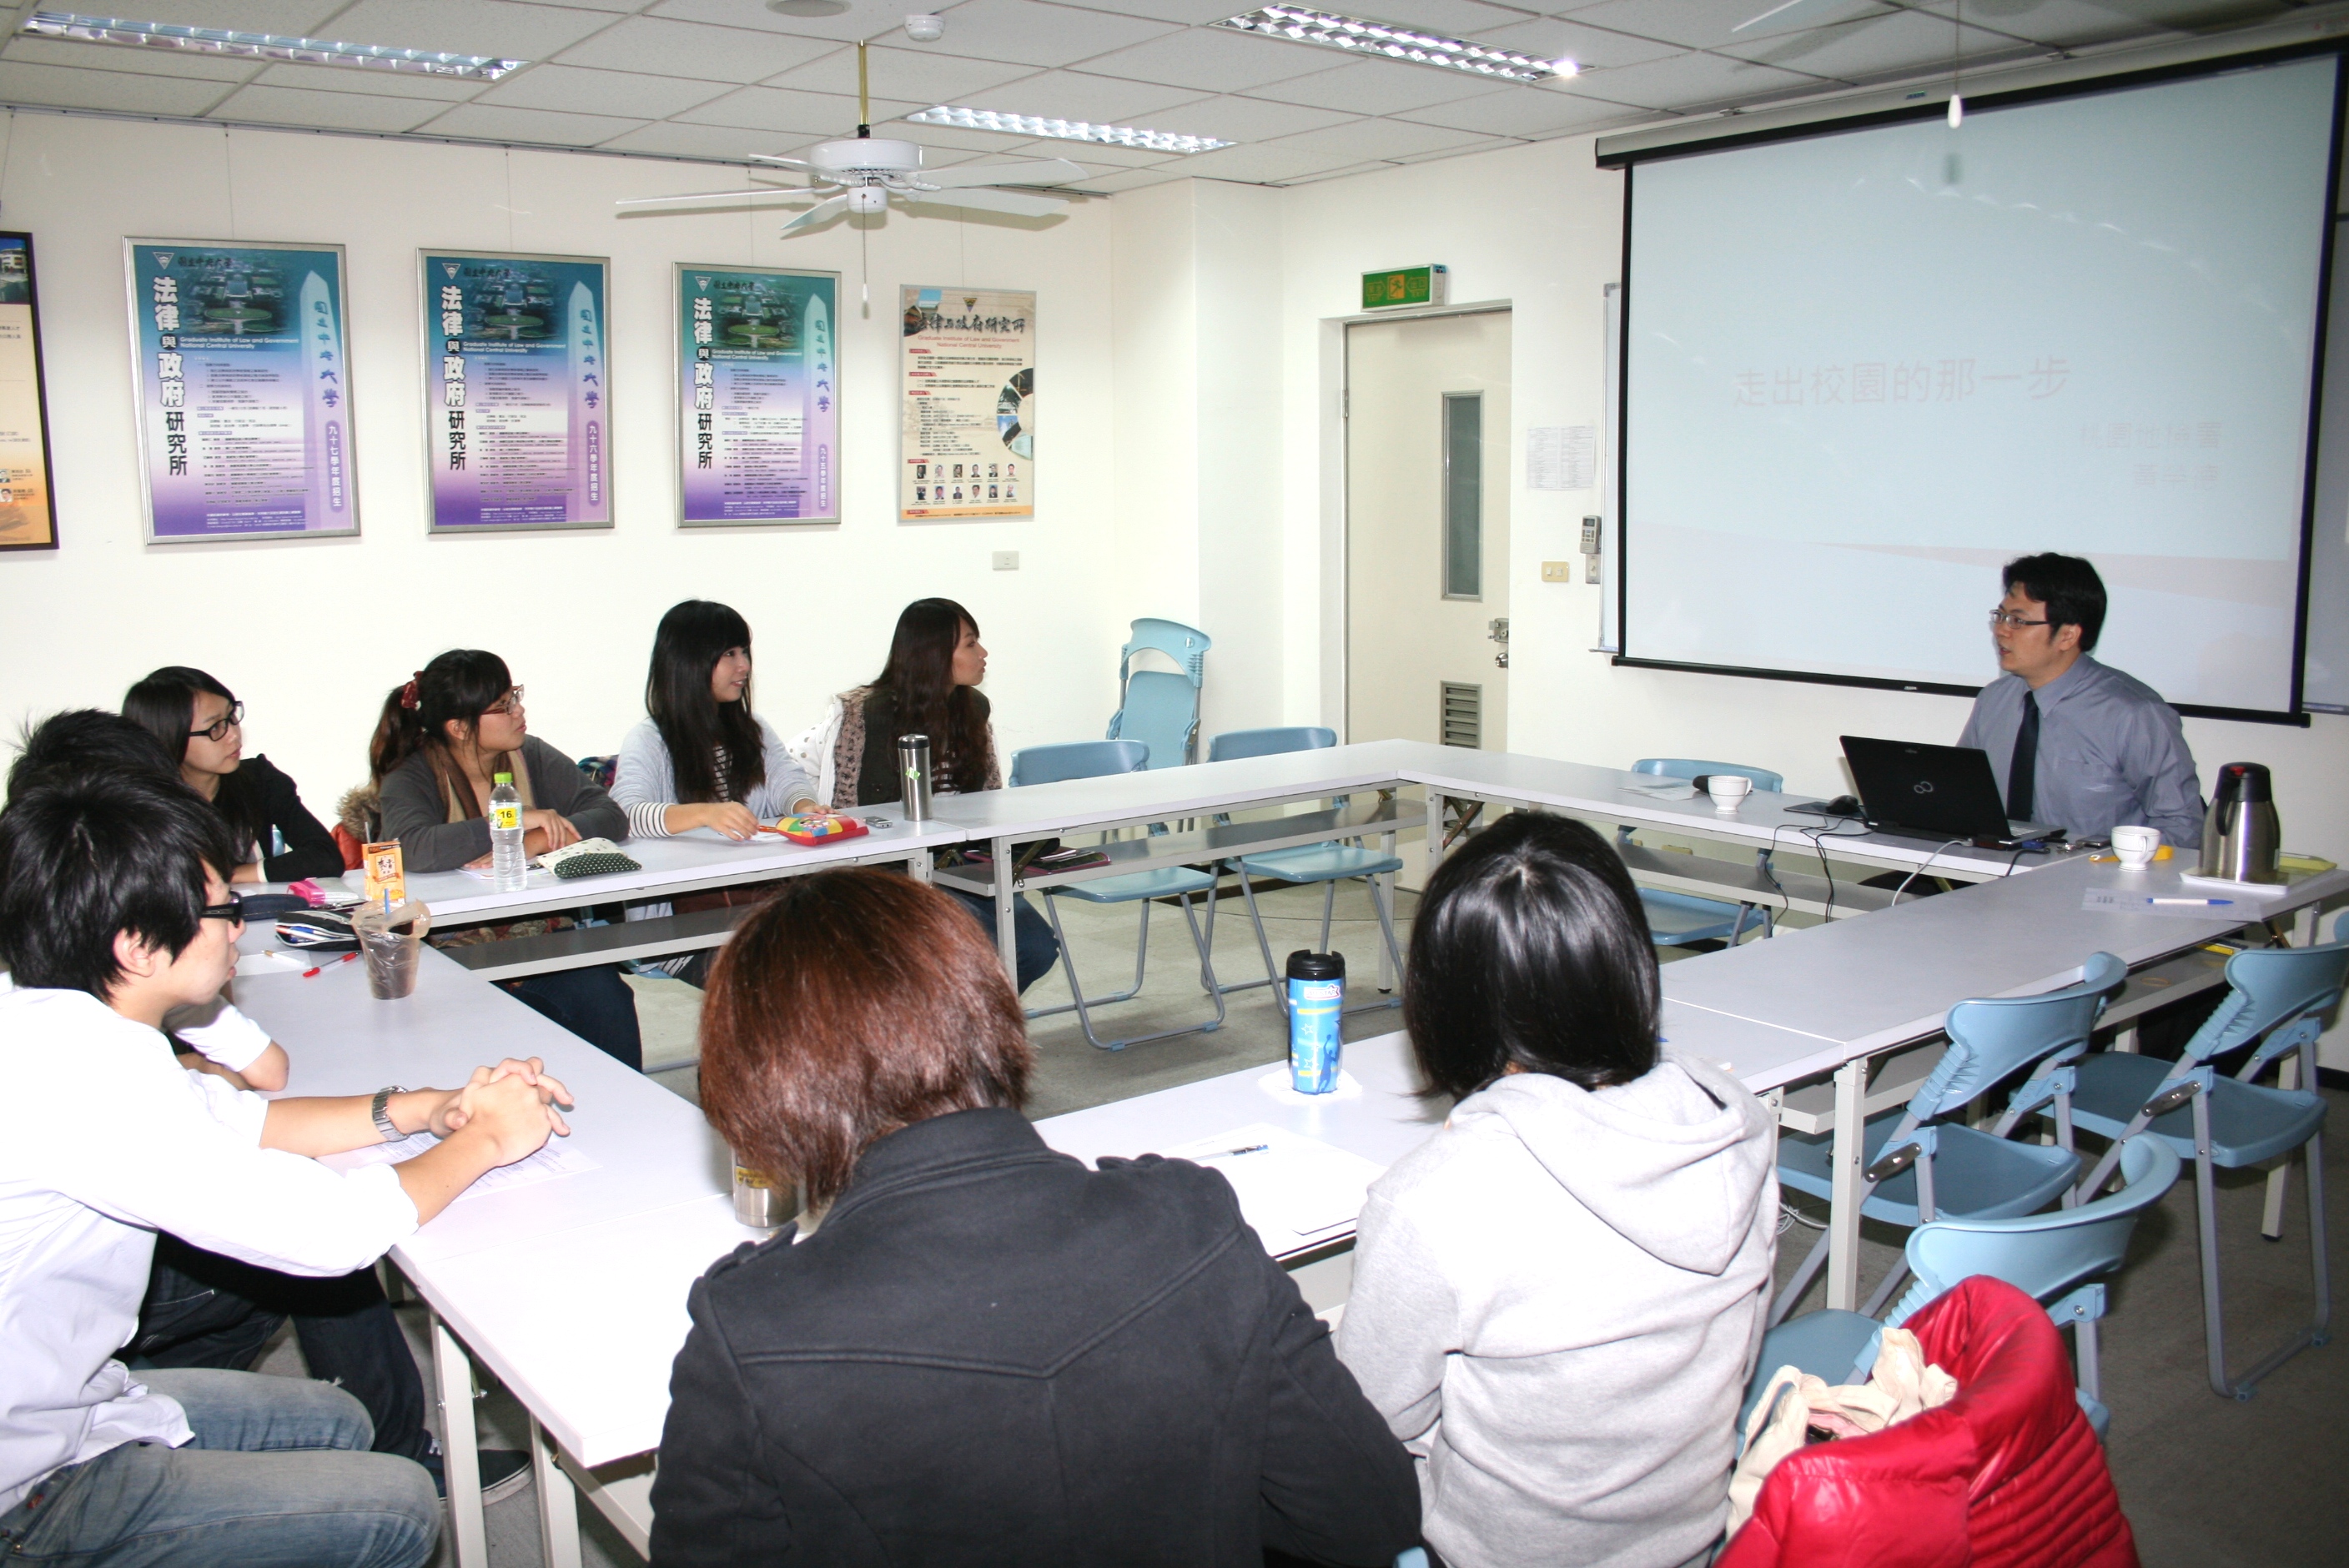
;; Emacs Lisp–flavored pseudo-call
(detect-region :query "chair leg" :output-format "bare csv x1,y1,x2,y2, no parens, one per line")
1318,879,1337,952
1340,875,1406,1016
1024,896,1151,1021
1861,1260,1911,1319
1240,873,1288,1020
2075,1317,2102,1405
1770,1227,1834,1327
2230,1129,2333,1397
1047,893,1226,1053
2189,1096,2237,1398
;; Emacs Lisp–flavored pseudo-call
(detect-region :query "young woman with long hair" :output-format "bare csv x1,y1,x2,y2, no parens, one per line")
121,666,342,884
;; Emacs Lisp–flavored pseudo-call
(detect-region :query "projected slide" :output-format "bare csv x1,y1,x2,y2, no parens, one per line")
1622,57,2336,716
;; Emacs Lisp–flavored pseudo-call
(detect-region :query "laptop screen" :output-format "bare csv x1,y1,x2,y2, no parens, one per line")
1839,736,2015,841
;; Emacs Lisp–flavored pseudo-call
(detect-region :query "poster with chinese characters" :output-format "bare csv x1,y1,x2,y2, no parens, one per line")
899,286,1034,520
126,239,356,543
420,251,610,533
676,264,838,526
0,234,58,552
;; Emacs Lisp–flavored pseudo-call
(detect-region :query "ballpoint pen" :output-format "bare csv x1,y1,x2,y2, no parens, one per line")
1200,1143,1269,1159
2149,897,2234,907
303,952,360,978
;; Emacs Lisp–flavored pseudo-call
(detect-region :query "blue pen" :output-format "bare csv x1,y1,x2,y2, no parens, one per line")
2149,897,2233,907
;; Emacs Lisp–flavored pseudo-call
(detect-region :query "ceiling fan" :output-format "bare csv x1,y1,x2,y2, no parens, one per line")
616,43,1084,238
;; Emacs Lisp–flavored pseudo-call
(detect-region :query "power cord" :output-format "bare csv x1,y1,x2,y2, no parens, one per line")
1889,839,1968,905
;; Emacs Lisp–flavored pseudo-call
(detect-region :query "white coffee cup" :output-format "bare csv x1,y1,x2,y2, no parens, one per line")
2111,824,2161,869
1705,774,1753,811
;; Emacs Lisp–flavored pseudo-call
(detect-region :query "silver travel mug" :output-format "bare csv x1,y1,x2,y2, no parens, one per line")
732,1154,792,1229
898,733,933,822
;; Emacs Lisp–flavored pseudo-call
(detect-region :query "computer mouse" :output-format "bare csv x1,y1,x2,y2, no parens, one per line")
1820,795,1863,816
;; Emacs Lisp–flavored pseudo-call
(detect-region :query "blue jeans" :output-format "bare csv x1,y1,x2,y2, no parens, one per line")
0,1369,437,1567
941,888,1060,993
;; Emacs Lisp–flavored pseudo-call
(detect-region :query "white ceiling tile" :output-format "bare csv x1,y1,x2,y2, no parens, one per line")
763,44,1036,101
0,60,234,115
1278,159,1401,186
1054,0,1256,23
554,18,837,82
1904,0,2236,49
413,101,651,143
1563,0,1895,50
1716,10,2040,83
1395,82,1648,136
1386,133,1528,163
988,136,1181,166
100,3,350,31
870,120,1037,153
1571,48,1833,110
596,120,807,158
1240,58,1522,114
317,0,625,61
1263,115,1496,161
1168,138,1371,182
1068,162,1192,192
958,68,1210,123
1079,28,1336,93
1469,17,1683,69
1,37,259,83
250,61,488,98
1129,93,1354,140
501,0,648,11
479,62,731,116
209,83,446,131
646,0,909,44
910,0,1181,68
1311,2,1540,34
679,84,920,133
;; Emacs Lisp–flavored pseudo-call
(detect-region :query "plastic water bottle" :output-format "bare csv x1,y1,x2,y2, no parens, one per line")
1286,950,1346,1094
489,771,527,891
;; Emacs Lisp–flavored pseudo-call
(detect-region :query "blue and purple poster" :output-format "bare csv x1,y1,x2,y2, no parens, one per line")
677,264,837,525
421,250,610,533
128,239,356,543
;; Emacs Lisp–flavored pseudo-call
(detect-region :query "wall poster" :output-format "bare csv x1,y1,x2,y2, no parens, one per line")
677,264,838,526
0,233,57,551
899,285,1034,520
421,250,610,533
127,239,356,544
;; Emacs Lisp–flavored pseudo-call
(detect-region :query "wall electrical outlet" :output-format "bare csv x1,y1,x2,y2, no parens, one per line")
992,550,1019,570
1542,560,1572,583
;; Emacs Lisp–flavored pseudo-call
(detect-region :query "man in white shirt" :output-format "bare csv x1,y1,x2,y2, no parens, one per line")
0,770,573,1565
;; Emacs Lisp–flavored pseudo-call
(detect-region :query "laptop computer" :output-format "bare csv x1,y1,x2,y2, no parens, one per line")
1839,736,2066,849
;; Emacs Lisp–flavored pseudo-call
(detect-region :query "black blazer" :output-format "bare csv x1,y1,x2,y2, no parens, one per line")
649,1108,1420,1568
239,756,345,882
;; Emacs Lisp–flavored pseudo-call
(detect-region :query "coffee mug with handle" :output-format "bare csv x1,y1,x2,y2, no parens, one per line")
2111,823,2161,869
1706,774,1754,812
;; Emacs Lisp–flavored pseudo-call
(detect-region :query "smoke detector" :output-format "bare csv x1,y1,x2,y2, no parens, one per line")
904,13,945,42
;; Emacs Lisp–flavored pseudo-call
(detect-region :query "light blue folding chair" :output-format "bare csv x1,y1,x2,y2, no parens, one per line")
1620,757,1784,949
2066,933,2346,1398
1744,1135,2181,1441
1104,618,1210,770
1772,952,2124,1324
1006,740,1225,1052
1202,726,1402,1019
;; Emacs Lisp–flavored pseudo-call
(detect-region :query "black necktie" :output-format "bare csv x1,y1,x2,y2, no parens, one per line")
2006,691,2040,822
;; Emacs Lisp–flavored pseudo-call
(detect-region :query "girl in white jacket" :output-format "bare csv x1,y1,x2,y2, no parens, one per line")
1335,812,1778,1568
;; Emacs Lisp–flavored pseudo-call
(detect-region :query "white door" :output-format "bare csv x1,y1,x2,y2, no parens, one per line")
1346,310,1512,751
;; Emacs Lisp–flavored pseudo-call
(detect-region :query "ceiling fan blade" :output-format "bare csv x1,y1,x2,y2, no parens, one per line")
898,185,1070,218
615,188,820,209
777,193,850,236
916,157,1086,190
748,154,812,168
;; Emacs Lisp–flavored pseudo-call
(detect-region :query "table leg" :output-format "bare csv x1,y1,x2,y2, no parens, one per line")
993,836,1017,985
533,1416,583,1568
1377,830,1397,993
1827,1058,1868,1312
906,849,930,885
1426,792,1447,887
430,1314,488,1568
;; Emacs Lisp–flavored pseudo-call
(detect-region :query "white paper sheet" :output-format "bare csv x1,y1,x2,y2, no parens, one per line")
1527,425,1597,491
1161,1123,1386,1257
329,1130,600,1202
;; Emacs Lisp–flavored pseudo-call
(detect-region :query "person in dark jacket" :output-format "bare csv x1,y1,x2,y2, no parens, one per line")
122,666,344,883
650,867,1420,1568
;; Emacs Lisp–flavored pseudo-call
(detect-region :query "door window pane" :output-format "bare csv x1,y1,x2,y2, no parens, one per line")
1443,392,1481,599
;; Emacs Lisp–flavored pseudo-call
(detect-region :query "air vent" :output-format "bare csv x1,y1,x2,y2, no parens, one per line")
1441,681,1481,748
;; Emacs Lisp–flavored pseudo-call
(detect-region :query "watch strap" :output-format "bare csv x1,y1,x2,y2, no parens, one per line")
370,1086,407,1143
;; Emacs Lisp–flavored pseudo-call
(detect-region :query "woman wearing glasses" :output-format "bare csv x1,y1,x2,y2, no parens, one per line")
123,667,343,884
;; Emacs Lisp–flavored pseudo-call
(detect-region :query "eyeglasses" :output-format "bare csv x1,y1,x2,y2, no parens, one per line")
482,686,526,716
199,892,246,927
189,701,244,742
1988,611,2052,631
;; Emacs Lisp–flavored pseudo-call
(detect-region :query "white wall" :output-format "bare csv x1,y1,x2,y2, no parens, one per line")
0,110,1126,810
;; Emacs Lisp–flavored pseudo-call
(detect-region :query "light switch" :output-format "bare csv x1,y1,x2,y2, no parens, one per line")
992,550,1019,571
1542,560,1572,583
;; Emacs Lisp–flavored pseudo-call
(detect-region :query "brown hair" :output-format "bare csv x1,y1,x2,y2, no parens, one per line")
699,867,1032,1205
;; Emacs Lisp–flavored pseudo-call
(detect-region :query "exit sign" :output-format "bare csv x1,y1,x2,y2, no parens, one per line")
1361,264,1448,309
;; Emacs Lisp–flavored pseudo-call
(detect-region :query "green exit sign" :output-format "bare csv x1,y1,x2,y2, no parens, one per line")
1361,264,1448,309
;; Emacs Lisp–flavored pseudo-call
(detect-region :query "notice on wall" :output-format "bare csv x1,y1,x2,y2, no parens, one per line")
899,285,1034,520
1527,425,1596,492
128,239,357,543
677,264,838,526
0,234,57,552
421,251,610,533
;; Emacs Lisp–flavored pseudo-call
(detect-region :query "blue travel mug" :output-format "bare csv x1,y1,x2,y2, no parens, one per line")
1286,949,1346,1094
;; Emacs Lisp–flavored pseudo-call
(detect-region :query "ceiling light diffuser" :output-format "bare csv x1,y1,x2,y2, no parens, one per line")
18,10,526,80
908,106,1232,154
1214,6,1575,83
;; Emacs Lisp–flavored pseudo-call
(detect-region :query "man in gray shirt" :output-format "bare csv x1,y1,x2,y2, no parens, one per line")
1959,553,2205,848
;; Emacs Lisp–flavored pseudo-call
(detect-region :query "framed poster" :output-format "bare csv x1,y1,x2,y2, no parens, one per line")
677,264,839,526
420,250,611,533
126,239,357,543
0,233,58,552
898,285,1034,520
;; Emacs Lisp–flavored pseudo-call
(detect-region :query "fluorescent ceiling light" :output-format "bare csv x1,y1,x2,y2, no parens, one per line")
1214,6,1576,83
908,106,1232,154
18,10,526,80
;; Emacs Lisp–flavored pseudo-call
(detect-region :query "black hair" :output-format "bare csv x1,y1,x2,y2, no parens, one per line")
0,769,238,998
2001,553,2106,651
1403,812,1661,1100
122,666,272,865
646,600,764,805
7,709,179,806
370,650,516,815
871,598,988,794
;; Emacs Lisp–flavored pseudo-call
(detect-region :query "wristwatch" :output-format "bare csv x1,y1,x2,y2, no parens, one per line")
370,1086,408,1143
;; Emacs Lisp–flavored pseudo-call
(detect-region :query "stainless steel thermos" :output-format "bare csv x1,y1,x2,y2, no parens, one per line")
2198,761,2281,883
898,733,933,823
732,1153,793,1229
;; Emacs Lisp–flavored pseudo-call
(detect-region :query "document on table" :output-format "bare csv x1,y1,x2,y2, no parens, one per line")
328,1131,600,1201
1161,1123,1386,1258
2081,887,2254,919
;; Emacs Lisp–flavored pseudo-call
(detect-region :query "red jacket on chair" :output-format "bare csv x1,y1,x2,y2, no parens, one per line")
1718,1274,2137,1568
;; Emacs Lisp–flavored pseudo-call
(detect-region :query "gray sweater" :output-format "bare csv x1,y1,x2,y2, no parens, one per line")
1335,1055,1778,1568
376,735,626,873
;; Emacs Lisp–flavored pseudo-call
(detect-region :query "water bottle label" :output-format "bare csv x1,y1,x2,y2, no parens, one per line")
1289,977,1344,1094
491,803,521,832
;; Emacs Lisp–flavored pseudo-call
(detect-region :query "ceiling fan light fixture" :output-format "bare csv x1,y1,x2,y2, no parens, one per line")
908,105,1231,154
1214,6,1574,83
18,8,526,78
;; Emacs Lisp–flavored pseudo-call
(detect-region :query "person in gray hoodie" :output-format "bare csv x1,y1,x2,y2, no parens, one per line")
1335,812,1778,1568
